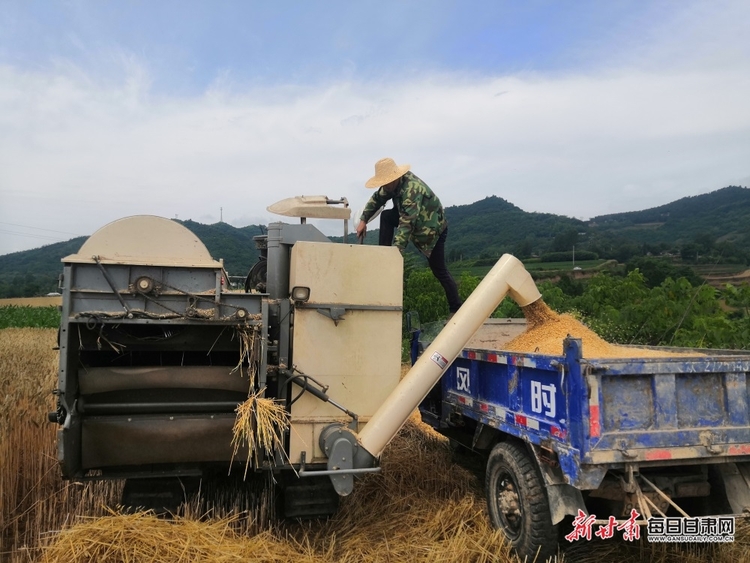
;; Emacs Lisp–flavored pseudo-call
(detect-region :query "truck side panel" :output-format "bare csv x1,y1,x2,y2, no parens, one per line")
586,354,750,464
434,338,750,491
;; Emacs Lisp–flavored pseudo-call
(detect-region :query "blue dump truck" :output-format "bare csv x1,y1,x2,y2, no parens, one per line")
416,318,750,560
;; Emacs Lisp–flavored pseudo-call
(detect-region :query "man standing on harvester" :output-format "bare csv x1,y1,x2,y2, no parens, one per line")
356,157,462,315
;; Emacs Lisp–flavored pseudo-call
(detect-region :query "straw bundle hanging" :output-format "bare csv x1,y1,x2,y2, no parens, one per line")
229,325,290,478
231,324,262,382
230,389,290,479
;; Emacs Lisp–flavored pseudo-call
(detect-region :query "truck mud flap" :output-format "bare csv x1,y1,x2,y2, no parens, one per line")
716,462,750,515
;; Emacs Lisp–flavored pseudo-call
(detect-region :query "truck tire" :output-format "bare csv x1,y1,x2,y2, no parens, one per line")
485,441,557,561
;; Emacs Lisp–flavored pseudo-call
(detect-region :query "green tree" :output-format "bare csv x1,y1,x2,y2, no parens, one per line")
556,274,584,297
552,229,578,252
613,243,641,263
513,239,533,259
457,272,480,302
626,256,702,289
723,283,750,317
403,269,448,324
680,243,699,262
694,233,716,254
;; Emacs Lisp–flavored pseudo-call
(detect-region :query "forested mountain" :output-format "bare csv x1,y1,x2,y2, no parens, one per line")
1,185,748,297
588,186,750,245
590,186,750,234
437,186,750,264
584,186,750,263
0,237,87,298
442,196,585,261
178,220,265,276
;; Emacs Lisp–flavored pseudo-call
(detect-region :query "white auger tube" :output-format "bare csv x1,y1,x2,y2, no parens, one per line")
357,253,541,459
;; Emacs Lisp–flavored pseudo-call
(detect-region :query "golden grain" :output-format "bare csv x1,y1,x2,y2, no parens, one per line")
508,300,701,358
0,296,61,307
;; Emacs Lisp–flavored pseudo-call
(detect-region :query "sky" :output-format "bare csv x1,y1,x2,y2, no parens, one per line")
1,0,749,256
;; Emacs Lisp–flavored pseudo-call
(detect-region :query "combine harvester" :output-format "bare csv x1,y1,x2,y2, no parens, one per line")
50,196,750,560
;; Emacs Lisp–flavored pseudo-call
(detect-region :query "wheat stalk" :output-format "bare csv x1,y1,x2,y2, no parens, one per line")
231,325,262,385
230,389,290,479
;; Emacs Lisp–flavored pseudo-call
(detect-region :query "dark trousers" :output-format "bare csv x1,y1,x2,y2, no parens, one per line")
380,207,462,313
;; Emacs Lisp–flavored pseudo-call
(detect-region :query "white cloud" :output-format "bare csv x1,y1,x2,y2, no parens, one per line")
1,33,749,255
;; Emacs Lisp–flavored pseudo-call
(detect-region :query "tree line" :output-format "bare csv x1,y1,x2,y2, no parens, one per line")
404,257,750,350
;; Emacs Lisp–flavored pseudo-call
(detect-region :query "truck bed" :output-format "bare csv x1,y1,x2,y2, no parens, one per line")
431,335,750,490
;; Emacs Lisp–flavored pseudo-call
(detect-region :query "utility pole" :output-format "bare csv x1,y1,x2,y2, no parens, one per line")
220,207,223,222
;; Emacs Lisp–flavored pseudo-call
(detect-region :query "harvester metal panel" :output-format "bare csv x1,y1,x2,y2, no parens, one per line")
56,216,265,479
288,242,403,463
63,215,221,268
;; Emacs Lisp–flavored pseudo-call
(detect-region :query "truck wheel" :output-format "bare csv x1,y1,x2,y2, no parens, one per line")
485,442,557,561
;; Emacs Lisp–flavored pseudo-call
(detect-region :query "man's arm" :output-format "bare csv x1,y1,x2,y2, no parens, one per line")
360,189,390,222
357,189,390,238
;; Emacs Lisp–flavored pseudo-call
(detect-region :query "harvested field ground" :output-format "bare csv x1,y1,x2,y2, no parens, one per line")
2,327,748,563
704,269,750,287
0,296,62,307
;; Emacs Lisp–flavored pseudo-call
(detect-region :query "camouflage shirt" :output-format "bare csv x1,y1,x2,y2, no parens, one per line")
360,171,447,256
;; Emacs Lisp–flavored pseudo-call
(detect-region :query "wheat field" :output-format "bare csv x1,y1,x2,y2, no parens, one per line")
1,327,748,563
0,296,62,307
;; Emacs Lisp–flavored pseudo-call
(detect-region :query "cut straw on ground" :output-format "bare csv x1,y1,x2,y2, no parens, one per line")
4,326,748,563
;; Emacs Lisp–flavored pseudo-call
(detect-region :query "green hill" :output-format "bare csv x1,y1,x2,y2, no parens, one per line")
1,185,748,298
178,220,265,278
589,186,750,245
583,186,750,264
0,237,87,297
0,222,265,298
443,196,585,260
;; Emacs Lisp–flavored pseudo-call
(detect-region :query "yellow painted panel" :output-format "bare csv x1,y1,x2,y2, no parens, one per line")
288,242,403,463
289,242,402,306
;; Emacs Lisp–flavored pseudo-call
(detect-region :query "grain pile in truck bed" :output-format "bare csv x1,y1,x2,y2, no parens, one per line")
504,300,699,358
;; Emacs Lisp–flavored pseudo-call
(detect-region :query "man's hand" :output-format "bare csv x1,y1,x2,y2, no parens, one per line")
356,220,367,239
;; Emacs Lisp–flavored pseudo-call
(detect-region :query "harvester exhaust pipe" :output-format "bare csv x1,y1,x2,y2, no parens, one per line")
320,254,541,492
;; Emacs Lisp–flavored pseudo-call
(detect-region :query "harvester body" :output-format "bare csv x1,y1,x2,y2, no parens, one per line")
52,207,404,515
52,201,541,515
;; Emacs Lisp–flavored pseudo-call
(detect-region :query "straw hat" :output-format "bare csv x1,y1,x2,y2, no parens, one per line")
365,158,410,188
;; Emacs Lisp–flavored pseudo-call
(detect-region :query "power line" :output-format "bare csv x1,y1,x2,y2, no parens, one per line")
0,221,83,237
0,229,65,241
